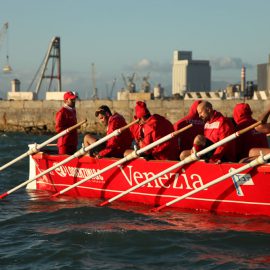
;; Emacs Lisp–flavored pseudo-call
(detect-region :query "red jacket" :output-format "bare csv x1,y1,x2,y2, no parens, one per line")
173,100,204,152
233,103,268,160
55,105,78,154
136,114,179,160
204,111,236,162
99,113,133,158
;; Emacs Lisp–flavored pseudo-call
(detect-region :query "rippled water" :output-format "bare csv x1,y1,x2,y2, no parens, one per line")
0,132,269,270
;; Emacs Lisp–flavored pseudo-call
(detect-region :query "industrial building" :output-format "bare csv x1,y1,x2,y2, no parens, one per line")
172,51,211,96
257,55,270,91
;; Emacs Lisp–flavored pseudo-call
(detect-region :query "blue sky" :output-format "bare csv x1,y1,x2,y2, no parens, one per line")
0,0,270,99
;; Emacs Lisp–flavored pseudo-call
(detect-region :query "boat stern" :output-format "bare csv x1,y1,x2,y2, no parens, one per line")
26,144,37,190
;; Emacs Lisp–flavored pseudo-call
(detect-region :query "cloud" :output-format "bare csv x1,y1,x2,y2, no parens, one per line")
210,57,253,70
129,58,171,73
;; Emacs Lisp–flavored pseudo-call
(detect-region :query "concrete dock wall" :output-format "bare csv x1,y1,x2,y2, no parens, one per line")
0,99,269,134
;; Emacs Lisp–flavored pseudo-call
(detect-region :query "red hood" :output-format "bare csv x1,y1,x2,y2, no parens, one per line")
188,100,201,119
233,103,253,124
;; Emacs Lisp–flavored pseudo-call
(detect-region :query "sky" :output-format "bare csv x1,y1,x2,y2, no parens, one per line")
0,0,270,99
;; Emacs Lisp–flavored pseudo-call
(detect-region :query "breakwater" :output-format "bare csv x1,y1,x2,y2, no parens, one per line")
0,99,269,134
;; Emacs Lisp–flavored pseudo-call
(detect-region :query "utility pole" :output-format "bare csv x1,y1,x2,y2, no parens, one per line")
91,63,98,99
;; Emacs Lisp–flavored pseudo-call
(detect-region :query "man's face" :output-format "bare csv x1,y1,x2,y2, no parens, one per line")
197,105,210,122
97,113,109,126
65,98,76,108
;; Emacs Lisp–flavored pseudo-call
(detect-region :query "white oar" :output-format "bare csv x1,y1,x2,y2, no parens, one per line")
99,121,261,207
51,124,193,198
0,119,87,172
153,152,270,212
0,119,139,200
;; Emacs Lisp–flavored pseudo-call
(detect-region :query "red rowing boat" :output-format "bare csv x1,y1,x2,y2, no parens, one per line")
27,152,270,216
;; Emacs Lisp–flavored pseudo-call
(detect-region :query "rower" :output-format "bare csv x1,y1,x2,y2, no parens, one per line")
125,101,179,160
83,105,133,158
180,101,236,163
173,100,204,160
233,103,269,162
55,91,78,155
242,104,270,162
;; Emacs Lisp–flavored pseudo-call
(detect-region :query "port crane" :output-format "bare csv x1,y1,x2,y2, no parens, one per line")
0,22,12,73
121,73,136,92
28,36,62,99
141,73,151,92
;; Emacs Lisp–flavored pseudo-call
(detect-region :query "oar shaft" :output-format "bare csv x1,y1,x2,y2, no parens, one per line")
0,150,84,199
52,124,193,198
154,153,270,212
0,152,31,172
0,119,138,199
0,119,87,172
237,121,261,136
197,121,262,158
83,119,139,152
136,124,192,156
36,119,87,151
99,156,194,206
52,153,137,197
100,121,262,207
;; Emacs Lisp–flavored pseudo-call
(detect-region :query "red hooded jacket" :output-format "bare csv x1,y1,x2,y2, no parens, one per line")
136,114,179,160
55,105,78,154
99,113,133,158
204,110,236,162
233,103,268,160
173,100,205,152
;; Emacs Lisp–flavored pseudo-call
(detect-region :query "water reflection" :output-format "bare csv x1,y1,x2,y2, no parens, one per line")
26,189,270,234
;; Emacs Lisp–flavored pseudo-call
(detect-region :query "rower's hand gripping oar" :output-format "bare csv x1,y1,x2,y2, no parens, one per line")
99,121,261,207
51,124,193,198
0,119,87,172
0,119,139,200
153,151,270,212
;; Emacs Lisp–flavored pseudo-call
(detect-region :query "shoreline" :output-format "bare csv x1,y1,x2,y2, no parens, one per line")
1,99,269,134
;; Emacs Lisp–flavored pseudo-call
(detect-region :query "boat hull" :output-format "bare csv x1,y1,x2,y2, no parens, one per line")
30,153,270,216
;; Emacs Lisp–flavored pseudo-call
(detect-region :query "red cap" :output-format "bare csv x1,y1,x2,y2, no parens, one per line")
64,91,78,100
135,101,150,118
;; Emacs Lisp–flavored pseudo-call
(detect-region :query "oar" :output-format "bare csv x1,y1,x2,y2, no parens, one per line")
51,124,193,198
0,119,87,172
0,119,139,200
99,121,261,207
153,152,270,212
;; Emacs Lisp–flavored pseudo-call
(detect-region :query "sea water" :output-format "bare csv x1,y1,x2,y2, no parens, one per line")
0,132,269,270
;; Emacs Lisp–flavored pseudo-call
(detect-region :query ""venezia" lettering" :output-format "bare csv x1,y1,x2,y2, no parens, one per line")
118,165,205,190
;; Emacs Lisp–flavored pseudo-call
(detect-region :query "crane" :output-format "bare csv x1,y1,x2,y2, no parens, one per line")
0,22,12,73
110,78,116,98
141,72,151,92
27,36,62,99
121,73,136,92
121,73,128,90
